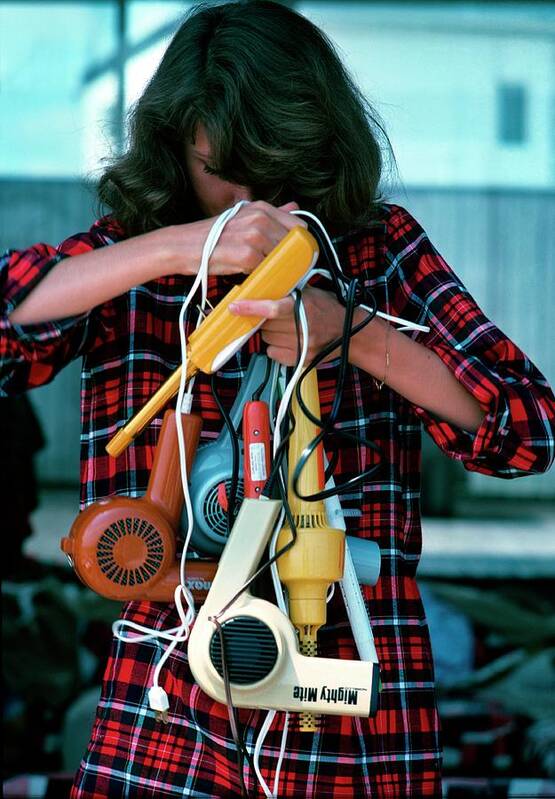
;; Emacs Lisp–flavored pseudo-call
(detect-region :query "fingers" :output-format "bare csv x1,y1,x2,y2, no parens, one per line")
207,200,306,276
239,200,306,240
265,346,299,367
230,296,306,366
278,200,304,218
260,330,299,349
249,203,306,245
228,297,294,318
229,287,329,320
229,288,344,367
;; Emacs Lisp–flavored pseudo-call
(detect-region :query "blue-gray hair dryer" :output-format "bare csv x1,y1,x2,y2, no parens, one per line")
185,354,275,555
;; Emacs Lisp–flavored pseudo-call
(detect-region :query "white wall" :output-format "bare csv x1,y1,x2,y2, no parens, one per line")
301,2,555,188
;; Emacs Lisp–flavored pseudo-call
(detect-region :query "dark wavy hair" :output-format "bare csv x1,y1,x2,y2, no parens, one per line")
98,0,392,235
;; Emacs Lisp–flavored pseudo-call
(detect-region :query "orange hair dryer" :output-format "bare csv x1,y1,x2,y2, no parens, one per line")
61,410,218,603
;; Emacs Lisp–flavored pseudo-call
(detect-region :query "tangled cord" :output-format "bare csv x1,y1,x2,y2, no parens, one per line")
291,279,384,502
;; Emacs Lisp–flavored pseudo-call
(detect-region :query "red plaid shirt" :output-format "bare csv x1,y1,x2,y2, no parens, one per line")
2,204,554,798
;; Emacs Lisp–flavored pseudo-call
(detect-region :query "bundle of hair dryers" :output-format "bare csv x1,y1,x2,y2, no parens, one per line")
61,225,382,727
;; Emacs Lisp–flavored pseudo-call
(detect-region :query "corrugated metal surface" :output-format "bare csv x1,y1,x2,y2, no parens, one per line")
0,179,96,485
1,179,553,495
395,188,555,498
0,178,98,251
396,187,554,386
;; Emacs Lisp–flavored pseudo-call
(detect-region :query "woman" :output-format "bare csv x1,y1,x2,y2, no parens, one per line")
1,2,553,797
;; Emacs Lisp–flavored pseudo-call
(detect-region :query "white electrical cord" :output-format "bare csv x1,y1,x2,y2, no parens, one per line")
112,201,248,717
253,706,290,799
250,295,310,798
292,209,429,335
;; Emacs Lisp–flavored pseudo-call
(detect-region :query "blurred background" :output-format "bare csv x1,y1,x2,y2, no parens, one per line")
1,1,554,797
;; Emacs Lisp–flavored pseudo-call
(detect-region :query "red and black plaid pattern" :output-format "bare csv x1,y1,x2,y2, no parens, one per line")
1,205,553,798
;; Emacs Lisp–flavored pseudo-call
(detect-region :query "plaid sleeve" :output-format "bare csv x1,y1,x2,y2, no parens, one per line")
0,217,123,395
385,205,555,478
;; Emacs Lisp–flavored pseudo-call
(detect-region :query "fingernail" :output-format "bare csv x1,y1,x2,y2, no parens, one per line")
228,302,239,313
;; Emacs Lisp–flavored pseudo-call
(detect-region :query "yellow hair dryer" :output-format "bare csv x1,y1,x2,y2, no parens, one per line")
276,368,344,730
106,226,318,457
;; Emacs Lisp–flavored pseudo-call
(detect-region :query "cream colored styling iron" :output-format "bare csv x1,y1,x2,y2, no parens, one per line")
187,497,379,718
107,227,319,457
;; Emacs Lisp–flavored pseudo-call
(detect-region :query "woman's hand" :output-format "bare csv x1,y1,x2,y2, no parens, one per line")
7,201,304,327
172,200,305,277
229,285,348,366
231,278,486,435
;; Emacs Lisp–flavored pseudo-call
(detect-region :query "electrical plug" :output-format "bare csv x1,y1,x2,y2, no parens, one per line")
148,686,170,723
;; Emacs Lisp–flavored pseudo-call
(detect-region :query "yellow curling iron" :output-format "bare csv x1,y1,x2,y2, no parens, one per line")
106,227,318,457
